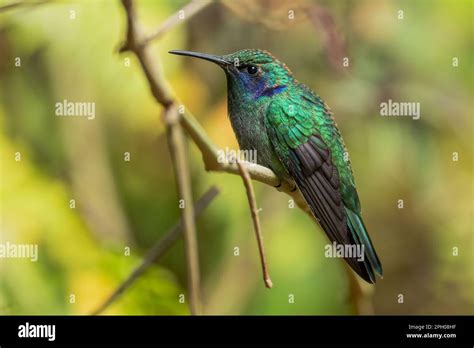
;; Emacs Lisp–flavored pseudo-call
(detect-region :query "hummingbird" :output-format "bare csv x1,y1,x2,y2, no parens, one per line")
169,49,383,283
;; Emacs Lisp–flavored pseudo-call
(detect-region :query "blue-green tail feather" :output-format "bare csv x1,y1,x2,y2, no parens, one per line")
345,208,383,280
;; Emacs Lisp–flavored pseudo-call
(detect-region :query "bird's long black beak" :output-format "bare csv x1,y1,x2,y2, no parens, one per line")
169,50,230,68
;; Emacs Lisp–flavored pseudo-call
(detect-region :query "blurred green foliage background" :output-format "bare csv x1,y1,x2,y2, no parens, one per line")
0,0,472,315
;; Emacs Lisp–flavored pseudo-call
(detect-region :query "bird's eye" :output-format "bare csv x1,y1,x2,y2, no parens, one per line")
246,65,258,75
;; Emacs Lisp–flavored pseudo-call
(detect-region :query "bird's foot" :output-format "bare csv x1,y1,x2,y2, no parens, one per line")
274,180,297,193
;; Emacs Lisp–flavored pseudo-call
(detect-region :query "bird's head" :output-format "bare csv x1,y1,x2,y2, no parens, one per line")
169,49,293,100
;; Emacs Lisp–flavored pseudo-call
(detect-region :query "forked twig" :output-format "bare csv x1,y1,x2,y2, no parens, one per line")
236,159,272,289
121,0,201,314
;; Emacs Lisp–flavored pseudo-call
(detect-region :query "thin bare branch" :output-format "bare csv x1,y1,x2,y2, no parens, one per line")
120,0,201,315
163,106,202,315
120,0,174,105
91,187,219,315
236,159,272,289
142,0,212,46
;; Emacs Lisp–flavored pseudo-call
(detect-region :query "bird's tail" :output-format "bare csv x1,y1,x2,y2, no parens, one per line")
345,208,383,283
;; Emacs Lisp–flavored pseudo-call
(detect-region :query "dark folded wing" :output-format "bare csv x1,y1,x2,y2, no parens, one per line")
287,135,376,283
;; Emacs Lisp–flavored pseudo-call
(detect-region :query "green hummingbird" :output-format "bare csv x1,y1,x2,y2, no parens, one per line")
169,49,383,283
